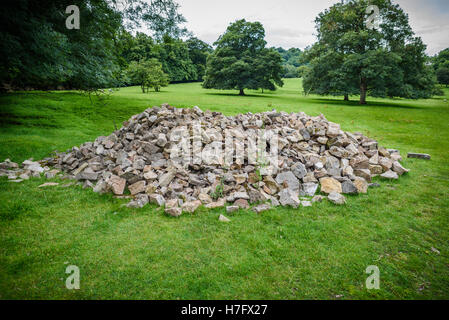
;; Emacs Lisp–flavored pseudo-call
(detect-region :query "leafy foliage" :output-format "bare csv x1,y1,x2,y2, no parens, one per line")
203,19,284,95
127,59,169,93
275,47,303,78
432,48,449,86
0,0,189,90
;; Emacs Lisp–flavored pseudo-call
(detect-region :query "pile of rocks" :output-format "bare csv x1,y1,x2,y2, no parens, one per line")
1,104,410,216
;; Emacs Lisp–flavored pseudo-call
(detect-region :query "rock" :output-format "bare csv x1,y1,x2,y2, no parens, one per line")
38,182,59,188
407,153,430,160
72,162,89,176
226,206,239,213
19,173,30,180
127,194,149,208
392,161,409,175
301,201,312,207
234,173,248,184
319,177,342,194
198,193,213,204
76,171,99,181
252,203,271,213
350,155,370,170
165,207,182,217
0,159,19,169
368,183,380,188
328,192,346,205
341,180,358,194
234,199,249,209
380,170,399,180
44,170,59,179
291,162,307,179
143,170,158,180
369,165,383,175
312,195,325,203
128,180,146,195
149,194,165,206
248,189,264,203
275,171,300,192
218,214,231,222
379,157,393,171
159,171,175,187
205,198,225,209
230,191,249,201
302,182,318,196
279,188,300,208
156,133,167,147
182,200,202,213
354,177,368,193
354,169,372,182
107,175,126,195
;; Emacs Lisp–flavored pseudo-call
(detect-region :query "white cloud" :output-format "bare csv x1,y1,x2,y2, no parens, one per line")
174,0,448,54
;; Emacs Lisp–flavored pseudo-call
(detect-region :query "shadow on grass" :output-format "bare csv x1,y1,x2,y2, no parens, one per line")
204,92,273,98
297,97,426,109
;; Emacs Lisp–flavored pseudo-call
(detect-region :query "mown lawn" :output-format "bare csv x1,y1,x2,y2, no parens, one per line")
0,79,448,299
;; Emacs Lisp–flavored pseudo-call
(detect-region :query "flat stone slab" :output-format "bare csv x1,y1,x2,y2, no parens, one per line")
407,153,430,160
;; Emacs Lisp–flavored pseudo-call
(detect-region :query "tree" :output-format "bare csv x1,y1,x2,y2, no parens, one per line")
437,68,449,87
432,48,449,86
302,0,436,104
186,37,213,81
203,19,284,95
127,59,168,93
152,36,198,82
144,60,169,91
275,47,303,78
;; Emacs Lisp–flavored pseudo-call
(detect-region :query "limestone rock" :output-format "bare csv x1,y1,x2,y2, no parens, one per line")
341,180,358,194
165,207,182,217
380,170,399,180
319,177,342,194
219,214,231,222
328,192,346,205
354,177,368,194
182,200,202,213
275,171,300,193
279,188,300,208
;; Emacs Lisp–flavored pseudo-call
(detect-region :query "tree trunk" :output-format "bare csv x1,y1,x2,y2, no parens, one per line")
359,80,367,105
344,94,349,101
141,85,145,93
239,88,245,96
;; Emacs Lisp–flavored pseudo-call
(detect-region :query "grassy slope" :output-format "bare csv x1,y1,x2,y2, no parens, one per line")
0,79,448,299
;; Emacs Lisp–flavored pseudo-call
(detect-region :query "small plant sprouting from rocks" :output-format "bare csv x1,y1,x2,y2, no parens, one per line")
211,177,224,200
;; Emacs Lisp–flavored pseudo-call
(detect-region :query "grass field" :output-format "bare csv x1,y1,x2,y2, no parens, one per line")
0,78,448,299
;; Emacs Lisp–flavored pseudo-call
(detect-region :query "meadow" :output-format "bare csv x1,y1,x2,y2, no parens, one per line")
0,78,448,299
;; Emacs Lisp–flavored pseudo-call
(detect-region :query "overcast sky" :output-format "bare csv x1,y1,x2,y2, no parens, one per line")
174,0,448,55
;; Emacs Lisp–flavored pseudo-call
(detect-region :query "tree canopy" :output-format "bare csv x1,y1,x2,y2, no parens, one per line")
432,48,449,87
302,0,437,104
203,19,284,95
275,47,304,78
126,59,169,93
0,0,191,90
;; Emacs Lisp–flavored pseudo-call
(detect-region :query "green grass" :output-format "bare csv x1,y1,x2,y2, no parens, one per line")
0,79,448,299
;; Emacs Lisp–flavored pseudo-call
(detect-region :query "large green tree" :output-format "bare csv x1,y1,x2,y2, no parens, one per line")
302,0,436,104
203,19,284,95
